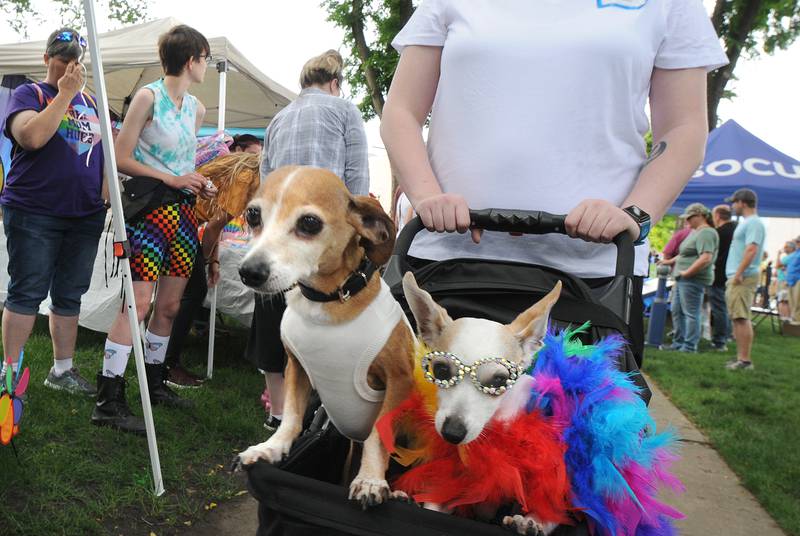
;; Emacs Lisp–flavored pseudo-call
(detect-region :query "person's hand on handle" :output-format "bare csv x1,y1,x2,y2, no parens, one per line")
163,172,206,194
565,199,639,244
57,61,84,100
415,193,482,243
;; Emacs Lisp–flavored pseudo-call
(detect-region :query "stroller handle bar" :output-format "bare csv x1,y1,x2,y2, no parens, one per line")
393,208,635,277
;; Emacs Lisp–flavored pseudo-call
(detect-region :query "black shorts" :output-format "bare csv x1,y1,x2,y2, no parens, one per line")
245,292,287,374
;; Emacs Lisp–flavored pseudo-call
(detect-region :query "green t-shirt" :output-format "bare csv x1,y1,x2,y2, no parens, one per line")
675,227,719,286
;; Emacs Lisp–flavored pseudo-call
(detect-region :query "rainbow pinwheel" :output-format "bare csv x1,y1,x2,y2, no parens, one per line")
1,351,29,446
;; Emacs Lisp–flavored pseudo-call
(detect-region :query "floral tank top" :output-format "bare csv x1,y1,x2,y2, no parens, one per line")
133,78,198,177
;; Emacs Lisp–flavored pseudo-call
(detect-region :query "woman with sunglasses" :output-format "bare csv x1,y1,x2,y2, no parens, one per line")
1,28,105,399
90,25,216,434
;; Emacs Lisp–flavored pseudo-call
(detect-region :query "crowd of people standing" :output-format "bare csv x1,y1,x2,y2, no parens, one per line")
660,187,800,370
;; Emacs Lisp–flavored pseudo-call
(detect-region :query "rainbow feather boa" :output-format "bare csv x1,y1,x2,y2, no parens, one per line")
377,324,684,536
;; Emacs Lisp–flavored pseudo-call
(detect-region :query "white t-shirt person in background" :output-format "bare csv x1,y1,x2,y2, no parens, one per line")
381,0,729,279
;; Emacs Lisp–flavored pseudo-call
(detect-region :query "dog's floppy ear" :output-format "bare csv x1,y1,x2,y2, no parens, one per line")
403,272,452,346
346,195,396,266
507,281,562,362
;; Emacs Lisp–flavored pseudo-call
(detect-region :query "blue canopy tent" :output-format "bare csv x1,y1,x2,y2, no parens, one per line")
670,120,800,217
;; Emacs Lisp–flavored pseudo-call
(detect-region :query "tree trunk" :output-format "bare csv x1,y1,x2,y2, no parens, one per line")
707,0,765,130
350,0,385,118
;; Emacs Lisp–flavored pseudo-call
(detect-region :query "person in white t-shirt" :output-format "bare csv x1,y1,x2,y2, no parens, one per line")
380,0,728,366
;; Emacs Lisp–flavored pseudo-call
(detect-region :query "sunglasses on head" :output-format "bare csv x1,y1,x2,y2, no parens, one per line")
52,31,87,50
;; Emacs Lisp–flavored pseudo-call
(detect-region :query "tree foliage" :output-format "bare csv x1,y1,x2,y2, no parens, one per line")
708,0,800,129
1,0,148,36
323,0,412,120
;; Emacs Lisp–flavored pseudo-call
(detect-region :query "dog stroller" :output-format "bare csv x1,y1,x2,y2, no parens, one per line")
247,209,649,536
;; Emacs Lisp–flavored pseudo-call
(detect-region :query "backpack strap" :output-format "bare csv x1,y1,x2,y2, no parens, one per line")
30,83,45,109
82,92,97,109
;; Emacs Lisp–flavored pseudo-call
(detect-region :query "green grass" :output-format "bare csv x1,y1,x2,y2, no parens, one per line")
0,317,265,536
643,324,800,536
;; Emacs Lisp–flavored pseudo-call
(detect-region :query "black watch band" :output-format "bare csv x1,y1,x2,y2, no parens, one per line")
622,205,651,245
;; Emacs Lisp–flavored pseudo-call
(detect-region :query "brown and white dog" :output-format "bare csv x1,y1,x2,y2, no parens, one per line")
234,166,415,506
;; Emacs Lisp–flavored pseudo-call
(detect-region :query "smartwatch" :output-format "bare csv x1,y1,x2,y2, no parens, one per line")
622,205,651,246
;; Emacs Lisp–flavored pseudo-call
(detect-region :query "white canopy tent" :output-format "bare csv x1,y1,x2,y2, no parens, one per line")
0,16,295,128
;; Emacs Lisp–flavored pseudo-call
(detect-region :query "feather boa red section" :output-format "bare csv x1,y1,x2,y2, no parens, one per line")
377,391,573,524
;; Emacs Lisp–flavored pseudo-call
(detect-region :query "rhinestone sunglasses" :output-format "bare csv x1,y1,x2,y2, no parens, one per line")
421,351,523,396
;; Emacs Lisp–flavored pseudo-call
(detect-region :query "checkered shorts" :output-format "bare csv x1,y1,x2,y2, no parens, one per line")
127,198,199,281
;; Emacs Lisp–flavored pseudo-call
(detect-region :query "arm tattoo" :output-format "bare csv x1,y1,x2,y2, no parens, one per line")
642,141,667,169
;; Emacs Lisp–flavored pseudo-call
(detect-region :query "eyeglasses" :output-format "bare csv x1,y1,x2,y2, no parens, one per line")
200,54,214,63
421,351,523,396
52,31,87,49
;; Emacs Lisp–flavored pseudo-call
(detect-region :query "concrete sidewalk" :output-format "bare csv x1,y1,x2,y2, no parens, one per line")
196,378,787,536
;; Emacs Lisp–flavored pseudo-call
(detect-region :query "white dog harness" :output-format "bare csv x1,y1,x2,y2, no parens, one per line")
281,280,408,442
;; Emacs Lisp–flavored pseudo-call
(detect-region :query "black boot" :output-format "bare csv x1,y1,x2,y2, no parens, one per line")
145,363,192,408
91,373,146,435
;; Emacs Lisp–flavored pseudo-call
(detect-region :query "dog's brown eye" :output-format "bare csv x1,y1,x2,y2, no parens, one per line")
484,372,509,389
476,363,510,390
432,362,453,381
245,206,261,228
296,214,323,236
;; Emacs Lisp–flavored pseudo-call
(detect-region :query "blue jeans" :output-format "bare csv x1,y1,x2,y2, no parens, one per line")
709,285,731,347
671,279,707,352
3,206,105,316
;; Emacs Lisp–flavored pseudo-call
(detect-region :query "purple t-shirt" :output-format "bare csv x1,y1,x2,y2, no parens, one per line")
1,82,104,217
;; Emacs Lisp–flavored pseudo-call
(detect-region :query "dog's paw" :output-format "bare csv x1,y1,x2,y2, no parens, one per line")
348,477,390,509
236,437,292,467
389,490,418,505
502,515,557,536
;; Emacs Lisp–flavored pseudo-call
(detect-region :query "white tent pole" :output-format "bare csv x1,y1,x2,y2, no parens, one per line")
207,59,228,380
82,0,164,496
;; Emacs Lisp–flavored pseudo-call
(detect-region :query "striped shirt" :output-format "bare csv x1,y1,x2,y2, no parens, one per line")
260,88,369,195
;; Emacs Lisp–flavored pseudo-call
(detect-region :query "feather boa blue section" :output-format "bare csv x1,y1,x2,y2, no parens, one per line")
530,324,683,536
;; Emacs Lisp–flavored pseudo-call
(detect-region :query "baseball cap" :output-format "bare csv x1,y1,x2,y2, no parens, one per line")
680,202,711,219
724,188,758,205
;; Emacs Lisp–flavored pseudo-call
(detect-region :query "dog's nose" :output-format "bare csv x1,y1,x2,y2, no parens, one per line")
239,259,269,288
441,417,467,444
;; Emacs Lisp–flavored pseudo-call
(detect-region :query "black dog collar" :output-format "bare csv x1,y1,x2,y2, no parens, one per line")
298,258,378,303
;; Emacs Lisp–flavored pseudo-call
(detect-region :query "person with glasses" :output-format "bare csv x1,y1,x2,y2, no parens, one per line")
248,49,370,431
1,27,106,398
90,25,215,434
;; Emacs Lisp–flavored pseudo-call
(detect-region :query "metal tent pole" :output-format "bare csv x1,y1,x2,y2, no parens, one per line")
82,0,164,496
206,59,228,380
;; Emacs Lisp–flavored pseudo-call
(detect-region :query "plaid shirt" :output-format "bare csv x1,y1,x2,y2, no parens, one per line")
260,88,369,195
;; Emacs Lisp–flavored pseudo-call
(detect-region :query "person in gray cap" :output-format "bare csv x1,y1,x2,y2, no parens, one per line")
1,27,106,399
660,203,719,352
723,188,766,370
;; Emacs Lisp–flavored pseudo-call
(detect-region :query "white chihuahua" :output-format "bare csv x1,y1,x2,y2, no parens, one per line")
402,272,562,536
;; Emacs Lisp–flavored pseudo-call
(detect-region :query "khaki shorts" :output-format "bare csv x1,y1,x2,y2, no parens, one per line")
777,280,790,302
726,274,759,321
790,282,800,322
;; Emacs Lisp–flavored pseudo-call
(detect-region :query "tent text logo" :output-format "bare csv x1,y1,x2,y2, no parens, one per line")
693,158,800,179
